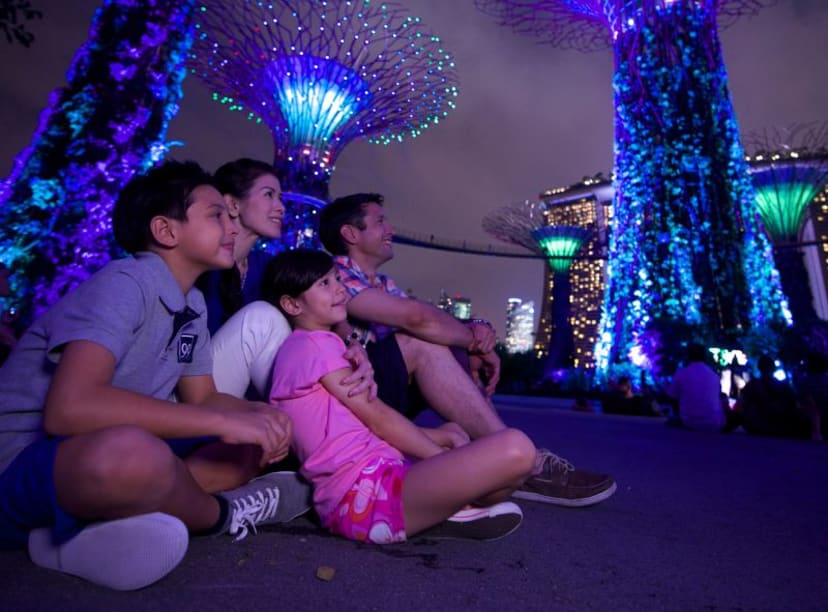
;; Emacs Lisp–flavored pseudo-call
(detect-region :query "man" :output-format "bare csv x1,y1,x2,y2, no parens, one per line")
667,343,725,431
319,193,616,507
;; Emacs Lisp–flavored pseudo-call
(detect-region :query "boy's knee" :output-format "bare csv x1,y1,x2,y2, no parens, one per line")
62,426,176,490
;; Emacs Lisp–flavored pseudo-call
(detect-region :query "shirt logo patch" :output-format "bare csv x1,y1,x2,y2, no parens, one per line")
178,334,197,363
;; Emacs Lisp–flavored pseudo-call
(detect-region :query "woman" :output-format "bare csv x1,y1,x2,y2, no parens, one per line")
202,159,375,401
200,158,285,334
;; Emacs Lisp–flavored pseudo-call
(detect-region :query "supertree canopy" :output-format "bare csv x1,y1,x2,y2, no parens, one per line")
483,203,591,372
746,122,828,322
189,0,459,248
477,0,790,379
0,0,198,323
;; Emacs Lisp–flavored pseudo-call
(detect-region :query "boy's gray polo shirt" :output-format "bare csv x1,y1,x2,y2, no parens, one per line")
0,252,212,473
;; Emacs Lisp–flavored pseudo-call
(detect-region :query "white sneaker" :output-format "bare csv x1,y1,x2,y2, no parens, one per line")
220,472,312,541
417,502,524,541
28,512,188,590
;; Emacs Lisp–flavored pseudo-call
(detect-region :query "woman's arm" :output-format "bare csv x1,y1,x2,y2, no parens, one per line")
321,367,444,460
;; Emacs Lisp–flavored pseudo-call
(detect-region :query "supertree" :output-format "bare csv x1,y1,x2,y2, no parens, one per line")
0,0,198,324
188,0,459,249
745,122,828,323
477,0,790,379
483,201,591,374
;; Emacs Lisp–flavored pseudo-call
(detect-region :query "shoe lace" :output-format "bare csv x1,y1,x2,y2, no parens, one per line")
228,488,280,542
538,448,574,477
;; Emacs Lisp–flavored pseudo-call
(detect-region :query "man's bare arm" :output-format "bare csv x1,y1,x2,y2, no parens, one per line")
348,288,478,349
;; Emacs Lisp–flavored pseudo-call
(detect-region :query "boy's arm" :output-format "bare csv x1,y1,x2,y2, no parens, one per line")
347,289,495,353
44,340,290,464
320,366,444,460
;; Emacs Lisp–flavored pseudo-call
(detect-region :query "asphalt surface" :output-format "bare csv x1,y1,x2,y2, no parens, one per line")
2,395,826,611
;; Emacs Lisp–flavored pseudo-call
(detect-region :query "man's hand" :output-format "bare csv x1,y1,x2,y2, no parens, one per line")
467,320,496,354
341,342,378,400
469,350,501,397
218,405,292,466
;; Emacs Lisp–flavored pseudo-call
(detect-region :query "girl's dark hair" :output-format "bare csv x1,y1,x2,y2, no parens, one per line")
261,249,335,316
214,158,278,199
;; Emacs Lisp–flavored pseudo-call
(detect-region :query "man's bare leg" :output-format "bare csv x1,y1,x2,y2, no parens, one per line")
394,333,617,507
395,333,505,439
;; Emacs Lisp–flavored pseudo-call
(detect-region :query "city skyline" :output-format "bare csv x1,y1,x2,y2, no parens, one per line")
2,1,827,335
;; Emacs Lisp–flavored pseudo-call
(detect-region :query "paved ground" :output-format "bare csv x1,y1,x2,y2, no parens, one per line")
2,395,826,611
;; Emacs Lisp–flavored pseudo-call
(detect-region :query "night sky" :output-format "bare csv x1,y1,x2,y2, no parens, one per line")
1,0,827,336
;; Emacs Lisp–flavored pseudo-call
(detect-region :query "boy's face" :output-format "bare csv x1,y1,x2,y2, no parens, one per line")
293,268,349,331
235,173,284,240
349,202,394,264
176,185,238,273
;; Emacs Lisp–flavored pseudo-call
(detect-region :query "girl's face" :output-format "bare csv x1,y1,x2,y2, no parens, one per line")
232,173,284,239
293,268,349,331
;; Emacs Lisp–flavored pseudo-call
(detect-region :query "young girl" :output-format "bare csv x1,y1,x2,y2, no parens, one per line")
264,249,536,544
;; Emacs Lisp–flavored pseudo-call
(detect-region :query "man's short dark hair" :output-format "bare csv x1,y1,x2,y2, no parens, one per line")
113,160,216,254
261,249,335,316
319,192,384,255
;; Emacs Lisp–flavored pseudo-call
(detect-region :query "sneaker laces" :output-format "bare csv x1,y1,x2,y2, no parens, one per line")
228,488,280,542
537,448,574,478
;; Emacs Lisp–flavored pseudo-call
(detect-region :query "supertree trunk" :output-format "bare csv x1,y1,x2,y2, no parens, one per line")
0,0,197,323
546,271,575,373
594,1,788,372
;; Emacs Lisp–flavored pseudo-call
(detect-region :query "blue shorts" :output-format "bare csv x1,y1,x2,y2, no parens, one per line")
0,435,214,549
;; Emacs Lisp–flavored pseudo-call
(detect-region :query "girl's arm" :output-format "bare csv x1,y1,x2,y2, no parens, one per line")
321,367,445,460
420,422,470,450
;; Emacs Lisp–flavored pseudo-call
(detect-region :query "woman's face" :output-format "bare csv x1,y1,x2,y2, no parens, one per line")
234,173,284,240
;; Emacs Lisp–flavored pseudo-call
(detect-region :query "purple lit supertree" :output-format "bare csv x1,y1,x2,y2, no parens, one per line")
0,0,198,324
483,201,591,373
477,0,790,379
189,0,459,249
746,122,828,323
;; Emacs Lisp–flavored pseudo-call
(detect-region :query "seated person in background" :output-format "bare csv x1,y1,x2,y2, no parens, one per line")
319,192,616,507
666,343,725,432
602,376,661,417
265,249,534,543
795,351,827,441
0,161,306,591
738,355,816,439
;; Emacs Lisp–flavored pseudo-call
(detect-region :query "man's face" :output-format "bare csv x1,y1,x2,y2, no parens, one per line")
351,202,394,264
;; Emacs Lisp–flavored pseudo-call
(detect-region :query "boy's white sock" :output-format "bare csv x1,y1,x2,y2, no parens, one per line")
28,512,188,591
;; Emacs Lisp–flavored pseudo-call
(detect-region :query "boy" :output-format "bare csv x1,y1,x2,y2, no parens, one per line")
0,161,309,590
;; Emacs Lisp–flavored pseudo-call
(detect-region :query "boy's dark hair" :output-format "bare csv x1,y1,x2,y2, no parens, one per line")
113,160,216,254
261,249,335,316
214,158,279,199
319,192,384,255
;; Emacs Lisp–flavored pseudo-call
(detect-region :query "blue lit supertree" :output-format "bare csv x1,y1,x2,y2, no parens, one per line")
482,202,591,373
0,0,198,323
746,122,828,323
477,0,790,379
189,0,458,249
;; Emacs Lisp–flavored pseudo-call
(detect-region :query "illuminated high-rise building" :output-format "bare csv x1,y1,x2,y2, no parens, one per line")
437,289,472,320
535,177,612,369
505,298,535,354
806,183,828,318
